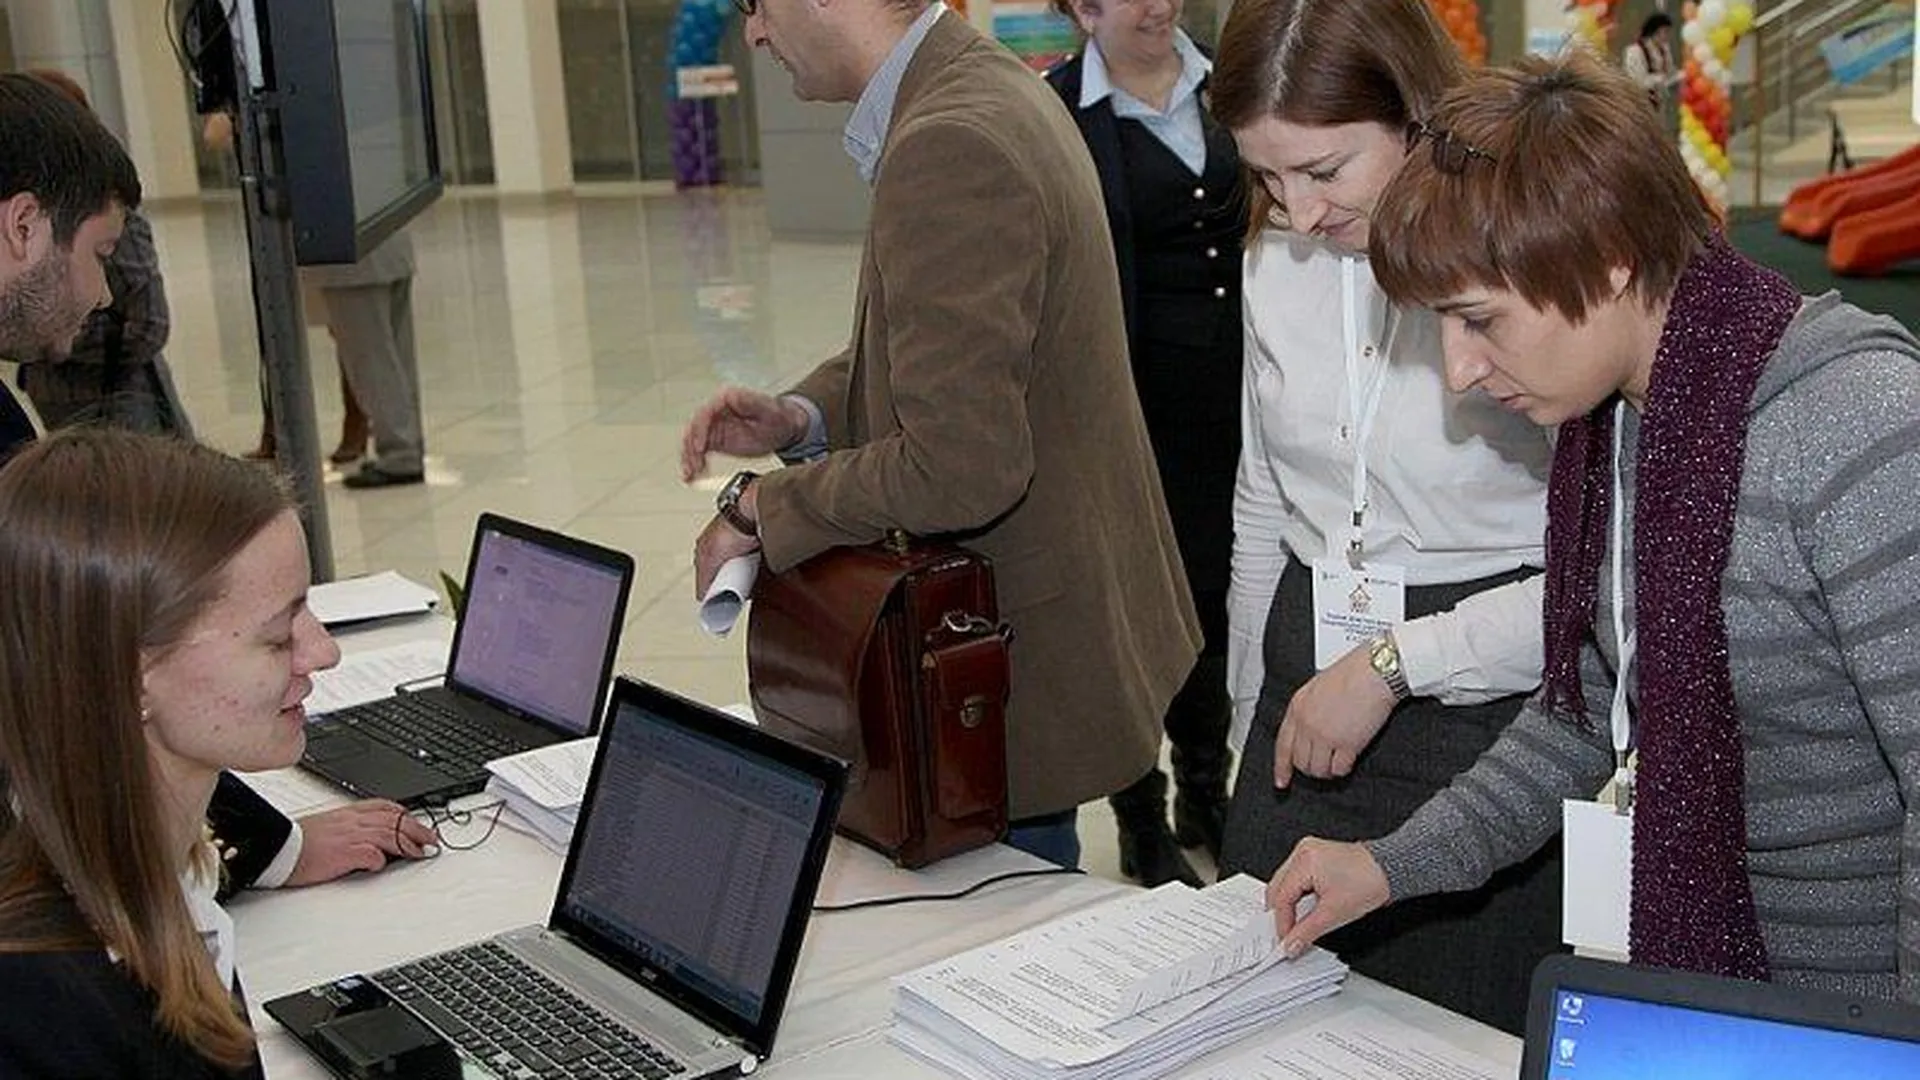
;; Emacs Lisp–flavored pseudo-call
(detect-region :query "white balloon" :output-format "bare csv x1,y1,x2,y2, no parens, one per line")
1704,57,1726,81
1682,21,1706,46
1700,0,1727,27
1695,41,1716,63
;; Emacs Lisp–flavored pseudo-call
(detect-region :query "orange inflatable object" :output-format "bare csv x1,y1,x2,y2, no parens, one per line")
1795,166,1920,241
1780,143,1920,238
1828,186,1920,276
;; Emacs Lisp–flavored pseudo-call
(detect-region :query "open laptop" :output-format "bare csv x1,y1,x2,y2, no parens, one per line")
268,677,849,1080
1524,954,1920,1078
301,512,635,807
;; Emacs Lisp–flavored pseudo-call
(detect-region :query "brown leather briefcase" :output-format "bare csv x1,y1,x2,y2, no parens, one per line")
747,534,1009,868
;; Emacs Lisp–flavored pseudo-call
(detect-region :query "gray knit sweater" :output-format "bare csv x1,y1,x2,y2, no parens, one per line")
1368,295,1920,1002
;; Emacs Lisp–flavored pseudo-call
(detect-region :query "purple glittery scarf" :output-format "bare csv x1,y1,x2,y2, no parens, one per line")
1541,237,1801,982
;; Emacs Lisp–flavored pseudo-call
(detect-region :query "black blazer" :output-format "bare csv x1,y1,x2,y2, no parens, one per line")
0,941,263,1078
1,400,293,901
0,380,34,452
1045,55,1145,346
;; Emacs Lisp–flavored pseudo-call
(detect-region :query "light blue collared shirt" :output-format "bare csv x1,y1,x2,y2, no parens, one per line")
1079,30,1212,176
844,3,948,186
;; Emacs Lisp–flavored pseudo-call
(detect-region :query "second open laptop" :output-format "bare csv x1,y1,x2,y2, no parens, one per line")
267,677,850,1080
301,512,635,807
1524,953,1920,1078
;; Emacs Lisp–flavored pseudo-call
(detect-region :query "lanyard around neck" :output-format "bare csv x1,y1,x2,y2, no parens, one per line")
1340,255,1398,567
1608,399,1638,801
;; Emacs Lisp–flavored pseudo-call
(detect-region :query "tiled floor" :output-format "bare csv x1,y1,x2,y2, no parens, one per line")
75,185,1215,888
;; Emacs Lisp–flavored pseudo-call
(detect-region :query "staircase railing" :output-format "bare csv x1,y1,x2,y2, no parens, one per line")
1744,0,1912,204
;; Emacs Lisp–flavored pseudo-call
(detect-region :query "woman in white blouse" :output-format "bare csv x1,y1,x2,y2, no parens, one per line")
1208,0,1559,1034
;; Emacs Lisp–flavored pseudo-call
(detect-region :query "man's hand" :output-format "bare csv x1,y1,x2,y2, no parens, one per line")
1273,643,1398,789
1266,837,1391,959
283,800,439,887
694,513,762,598
680,387,809,482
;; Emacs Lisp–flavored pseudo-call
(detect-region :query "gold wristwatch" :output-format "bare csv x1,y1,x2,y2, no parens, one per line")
1367,632,1411,702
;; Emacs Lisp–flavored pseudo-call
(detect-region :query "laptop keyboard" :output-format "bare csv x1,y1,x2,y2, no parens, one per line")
375,941,690,1080
329,694,530,781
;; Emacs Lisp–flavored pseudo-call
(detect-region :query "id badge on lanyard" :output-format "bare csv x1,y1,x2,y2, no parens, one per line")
1312,257,1406,670
1563,400,1636,958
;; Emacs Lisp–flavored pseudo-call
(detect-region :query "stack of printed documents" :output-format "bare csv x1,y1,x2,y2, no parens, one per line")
482,738,597,855
891,874,1347,1080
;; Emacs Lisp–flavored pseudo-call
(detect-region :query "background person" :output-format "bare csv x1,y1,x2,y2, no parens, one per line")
1045,0,1244,887
1622,12,1677,107
15,69,194,438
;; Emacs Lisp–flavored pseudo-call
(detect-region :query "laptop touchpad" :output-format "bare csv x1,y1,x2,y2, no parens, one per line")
305,729,372,762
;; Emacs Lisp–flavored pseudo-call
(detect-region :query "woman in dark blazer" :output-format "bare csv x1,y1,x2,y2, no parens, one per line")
0,432,343,1077
1046,0,1245,887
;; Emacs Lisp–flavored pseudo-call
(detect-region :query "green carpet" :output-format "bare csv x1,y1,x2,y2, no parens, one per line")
1728,207,1918,331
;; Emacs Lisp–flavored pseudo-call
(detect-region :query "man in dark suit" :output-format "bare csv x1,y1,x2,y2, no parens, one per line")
682,0,1199,865
0,72,434,896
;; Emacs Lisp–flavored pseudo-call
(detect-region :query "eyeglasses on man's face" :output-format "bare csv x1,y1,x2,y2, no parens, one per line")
1403,121,1497,173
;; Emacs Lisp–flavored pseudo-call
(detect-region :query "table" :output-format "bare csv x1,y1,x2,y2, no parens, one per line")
235,614,1522,1078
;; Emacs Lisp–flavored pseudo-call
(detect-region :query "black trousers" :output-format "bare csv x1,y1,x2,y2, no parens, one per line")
1219,558,1564,1034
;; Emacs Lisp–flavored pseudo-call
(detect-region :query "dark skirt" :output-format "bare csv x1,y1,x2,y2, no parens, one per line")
1219,557,1564,1034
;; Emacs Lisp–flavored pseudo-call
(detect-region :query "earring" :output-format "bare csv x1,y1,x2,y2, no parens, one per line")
140,705,152,724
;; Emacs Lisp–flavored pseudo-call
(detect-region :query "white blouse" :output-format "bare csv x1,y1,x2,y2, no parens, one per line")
1228,231,1553,747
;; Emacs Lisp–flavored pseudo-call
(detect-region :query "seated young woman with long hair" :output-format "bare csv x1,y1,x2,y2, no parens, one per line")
0,430,341,1077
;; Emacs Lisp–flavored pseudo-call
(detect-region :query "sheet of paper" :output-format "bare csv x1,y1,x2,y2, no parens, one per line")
892,876,1343,1067
486,777,578,856
1185,1005,1510,1080
697,553,761,636
307,570,439,626
306,639,449,716
893,945,1345,1076
1114,876,1279,1017
485,737,598,809
232,767,342,818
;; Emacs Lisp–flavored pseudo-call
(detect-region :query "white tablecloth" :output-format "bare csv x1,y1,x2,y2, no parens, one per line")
236,614,1523,1078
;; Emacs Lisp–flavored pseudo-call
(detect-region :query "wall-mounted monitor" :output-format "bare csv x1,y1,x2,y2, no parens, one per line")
258,0,442,264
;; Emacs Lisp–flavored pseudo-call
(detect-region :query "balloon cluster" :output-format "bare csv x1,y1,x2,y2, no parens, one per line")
1565,0,1615,56
1678,0,1756,208
1426,0,1487,66
669,0,731,187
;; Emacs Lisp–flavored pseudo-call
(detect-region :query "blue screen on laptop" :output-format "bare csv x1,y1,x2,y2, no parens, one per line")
1543,987,1920,1079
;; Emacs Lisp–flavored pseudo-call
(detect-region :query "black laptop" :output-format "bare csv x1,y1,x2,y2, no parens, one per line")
302,513,635,807
268,677,850,1080
1524,954,1920,1078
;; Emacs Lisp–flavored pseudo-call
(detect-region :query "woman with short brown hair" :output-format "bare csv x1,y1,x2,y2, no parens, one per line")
1274,48,1920,1004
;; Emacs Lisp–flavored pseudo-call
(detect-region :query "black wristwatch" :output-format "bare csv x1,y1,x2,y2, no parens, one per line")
716,470,759,536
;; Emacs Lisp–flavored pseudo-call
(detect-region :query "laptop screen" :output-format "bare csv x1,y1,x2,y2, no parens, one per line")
449,522,628,733
552,683,842,1054
1527,956,1920,1080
